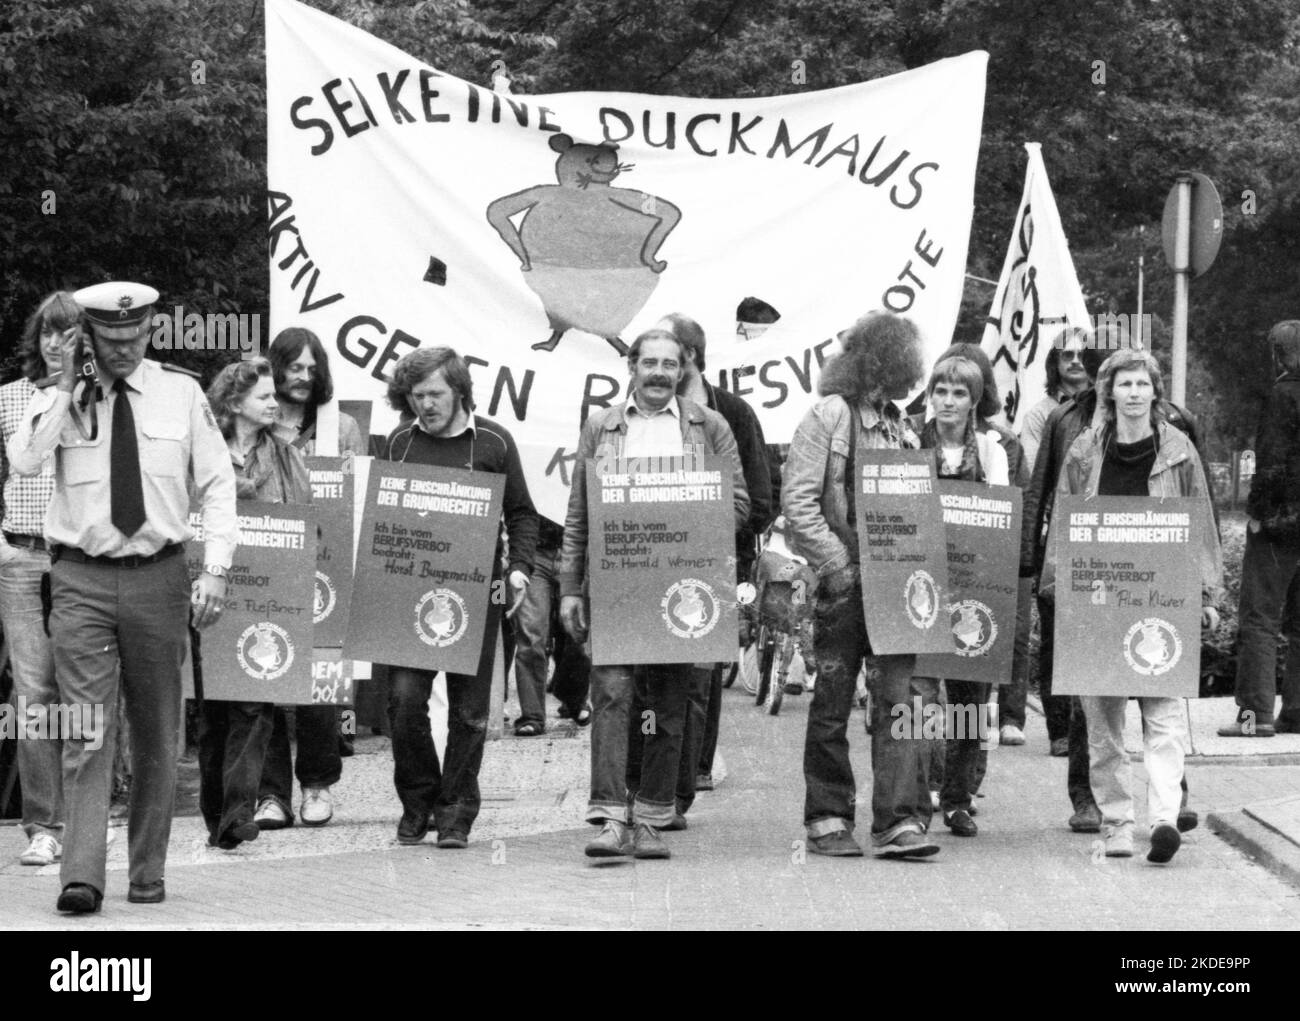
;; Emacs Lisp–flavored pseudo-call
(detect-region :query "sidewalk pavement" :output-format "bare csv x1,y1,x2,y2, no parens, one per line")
2,689,1299,929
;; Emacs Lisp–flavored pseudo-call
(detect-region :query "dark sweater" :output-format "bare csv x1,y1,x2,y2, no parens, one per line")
381,415,539,578
704,381,774,568
1099,434,1158,497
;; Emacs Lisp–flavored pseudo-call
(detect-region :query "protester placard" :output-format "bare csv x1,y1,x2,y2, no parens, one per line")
311,649,353,706
854,449,951,654
344,461,504,674
586,455,736,665
185,500,317,703
1052,495,1202,697
305,456,354,647
916,481,1022,683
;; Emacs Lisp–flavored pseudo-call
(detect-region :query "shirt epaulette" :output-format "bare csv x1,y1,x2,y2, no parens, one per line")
160,362,202,380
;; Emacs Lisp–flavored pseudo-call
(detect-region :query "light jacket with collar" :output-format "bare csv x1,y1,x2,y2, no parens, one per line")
558,396,750,598
782,394,920,577
1040,420,1224,608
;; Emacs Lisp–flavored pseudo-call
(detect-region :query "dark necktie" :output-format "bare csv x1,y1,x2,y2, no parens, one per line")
111,378,146,536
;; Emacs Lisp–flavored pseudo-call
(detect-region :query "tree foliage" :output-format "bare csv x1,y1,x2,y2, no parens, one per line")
1,0,1297,456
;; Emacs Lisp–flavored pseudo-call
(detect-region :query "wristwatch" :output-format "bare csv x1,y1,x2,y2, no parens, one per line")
203,564,228,579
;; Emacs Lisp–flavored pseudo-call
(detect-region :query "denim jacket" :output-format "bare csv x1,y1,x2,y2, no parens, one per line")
1041,421,1224,607
558,397,750,597
781,395,920,577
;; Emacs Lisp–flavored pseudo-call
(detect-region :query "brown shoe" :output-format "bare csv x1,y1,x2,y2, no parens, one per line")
632,823,671,859
584,820,631,858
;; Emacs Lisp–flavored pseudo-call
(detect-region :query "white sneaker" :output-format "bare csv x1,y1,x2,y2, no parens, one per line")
300,786,333,827
254,797,291,830
20,832,61,866
1000,724,1026,746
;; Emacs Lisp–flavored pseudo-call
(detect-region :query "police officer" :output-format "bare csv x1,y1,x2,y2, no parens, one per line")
7,281,237,914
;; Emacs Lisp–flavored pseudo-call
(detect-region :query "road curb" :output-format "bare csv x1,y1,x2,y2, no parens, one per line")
1207,810,1300,892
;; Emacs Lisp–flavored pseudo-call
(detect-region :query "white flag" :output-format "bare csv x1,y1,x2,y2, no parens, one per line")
981,142,1090,428
266,0,986,519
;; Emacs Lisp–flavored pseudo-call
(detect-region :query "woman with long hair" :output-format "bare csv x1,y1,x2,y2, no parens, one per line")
1047,348,1222,862
198,357,310,849
0,292,81,866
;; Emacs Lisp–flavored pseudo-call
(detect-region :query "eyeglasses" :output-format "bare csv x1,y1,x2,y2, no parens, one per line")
1059,349,1085,364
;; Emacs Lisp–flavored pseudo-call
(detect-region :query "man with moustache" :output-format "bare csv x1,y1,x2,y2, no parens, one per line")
7,281,236,913
559,329,749,859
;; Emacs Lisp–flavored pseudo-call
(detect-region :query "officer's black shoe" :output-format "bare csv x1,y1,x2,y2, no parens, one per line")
128,881,165,904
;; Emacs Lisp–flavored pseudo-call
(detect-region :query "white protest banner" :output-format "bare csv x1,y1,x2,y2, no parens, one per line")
267,0,986,520
980,142,1091,426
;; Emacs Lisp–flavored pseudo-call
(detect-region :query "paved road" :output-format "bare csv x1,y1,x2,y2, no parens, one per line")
3,684,1299,929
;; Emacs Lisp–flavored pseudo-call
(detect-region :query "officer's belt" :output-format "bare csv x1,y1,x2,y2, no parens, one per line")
51,543,182,568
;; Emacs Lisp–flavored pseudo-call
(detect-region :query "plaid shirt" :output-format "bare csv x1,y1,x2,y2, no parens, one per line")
0,377,56,538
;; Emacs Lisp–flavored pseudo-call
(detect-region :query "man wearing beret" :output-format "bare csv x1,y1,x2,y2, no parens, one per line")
7,281,237,914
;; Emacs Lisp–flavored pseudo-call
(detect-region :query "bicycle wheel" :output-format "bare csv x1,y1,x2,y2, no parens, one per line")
737,638,760,694
754,625,776,706
765,632,797,715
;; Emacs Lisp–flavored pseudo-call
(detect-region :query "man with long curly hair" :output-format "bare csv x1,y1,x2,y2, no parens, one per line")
783,310,941,858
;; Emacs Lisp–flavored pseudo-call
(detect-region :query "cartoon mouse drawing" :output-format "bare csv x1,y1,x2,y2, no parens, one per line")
486,133,682,355
673,585,707,631
247,626,283,676
953,604,985,649
423,593,457,640
1134,623,1170,669
909,579,933,623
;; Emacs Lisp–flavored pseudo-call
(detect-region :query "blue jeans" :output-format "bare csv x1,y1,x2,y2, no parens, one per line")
803,578,936,842
1233,527,1300,726
0,544,62,838
512,547,557,730
589,661,692,826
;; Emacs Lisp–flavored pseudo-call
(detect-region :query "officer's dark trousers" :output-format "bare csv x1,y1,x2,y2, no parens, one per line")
51,555,189,894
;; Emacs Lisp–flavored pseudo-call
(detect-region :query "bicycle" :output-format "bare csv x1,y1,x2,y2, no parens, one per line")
746,518,819,716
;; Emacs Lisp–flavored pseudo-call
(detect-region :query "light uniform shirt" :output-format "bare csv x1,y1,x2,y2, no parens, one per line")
6,360,238,565
624,397,682,458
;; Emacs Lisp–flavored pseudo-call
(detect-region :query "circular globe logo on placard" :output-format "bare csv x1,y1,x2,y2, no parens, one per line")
236,622,294,681
904,570,939,630
415,588,469,648
1123,617,1182,676
661,579,720,639
949,600,997,657
313,570,336,625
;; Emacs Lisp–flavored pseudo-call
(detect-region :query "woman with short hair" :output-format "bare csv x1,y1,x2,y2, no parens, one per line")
917,355,1008,837
1047,349,1222,862
198,358,310,849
